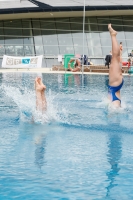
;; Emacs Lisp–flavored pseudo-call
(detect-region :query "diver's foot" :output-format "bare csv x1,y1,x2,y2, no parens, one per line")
108,24,117,36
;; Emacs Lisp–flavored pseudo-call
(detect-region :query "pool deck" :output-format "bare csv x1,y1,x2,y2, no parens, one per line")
0,67,130,75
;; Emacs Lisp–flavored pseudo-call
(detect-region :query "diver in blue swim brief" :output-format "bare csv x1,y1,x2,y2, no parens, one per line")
108,79,124,103
108,24,124,107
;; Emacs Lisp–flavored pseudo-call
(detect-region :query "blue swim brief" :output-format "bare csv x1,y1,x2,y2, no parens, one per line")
108,79,124,103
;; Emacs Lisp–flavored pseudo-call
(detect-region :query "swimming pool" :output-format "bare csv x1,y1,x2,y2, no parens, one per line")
0,73,133,200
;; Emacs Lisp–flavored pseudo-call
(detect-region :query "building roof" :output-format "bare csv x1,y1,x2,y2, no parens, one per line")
0,0,37,9
0,0,133,15
37,0,133,7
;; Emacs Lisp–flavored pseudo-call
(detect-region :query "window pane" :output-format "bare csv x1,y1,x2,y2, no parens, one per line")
15,46,24,56
125,40,133,48
5,45,24,56
110,16,122,25
123,20,133,40
123,16,133,20
41,20,58,46
74,45,88,55
87,32,100,39
72,32,87,44
40,20,56,29
71,31,89,55
88,17,97,24
89,47,102,56
89,38,101,47
23,29,33,37
0,28,4,35
0,58,2,67
24,45,34,55
98,24,108,32
101,38,111,46
55,18,71,30
112,25,125,39
123,28,133,39
4,28,22,36
86,32,90,39
56,19,72,47
97,17,110,25
70,18,83,31
5,45,15,55
122,48,128,60
0,21,3,27
0,46,5,56
57,31,73,45
35,46,44,55
99,31,110,39
98,19,110,39
88,24,98,32
59,46,74,54
4,37,23,45
23,37,33,45
22,20,33,48
33,30,43,45
102,47,112,57
44,46,59,55
42,32,58,45
0,36,4,44
87,17,98,32
4,20,22,28
32,20,40,29
87,32,101,52
22,20,32,29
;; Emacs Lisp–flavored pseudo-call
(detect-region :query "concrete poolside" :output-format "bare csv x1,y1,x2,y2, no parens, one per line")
0,67,130,75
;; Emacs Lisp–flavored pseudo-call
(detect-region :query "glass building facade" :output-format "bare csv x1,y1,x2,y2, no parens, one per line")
0,16,133,67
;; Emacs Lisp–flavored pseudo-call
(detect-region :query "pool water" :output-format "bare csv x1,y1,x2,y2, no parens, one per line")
0,73,133,200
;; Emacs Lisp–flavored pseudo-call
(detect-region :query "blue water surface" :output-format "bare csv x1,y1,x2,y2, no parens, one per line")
0,73,133,200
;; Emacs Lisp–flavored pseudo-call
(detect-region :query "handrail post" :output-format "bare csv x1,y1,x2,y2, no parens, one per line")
82,0,85,75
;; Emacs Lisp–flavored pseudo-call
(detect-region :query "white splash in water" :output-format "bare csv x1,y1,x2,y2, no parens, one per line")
97,96,129,114
0,84,69,124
